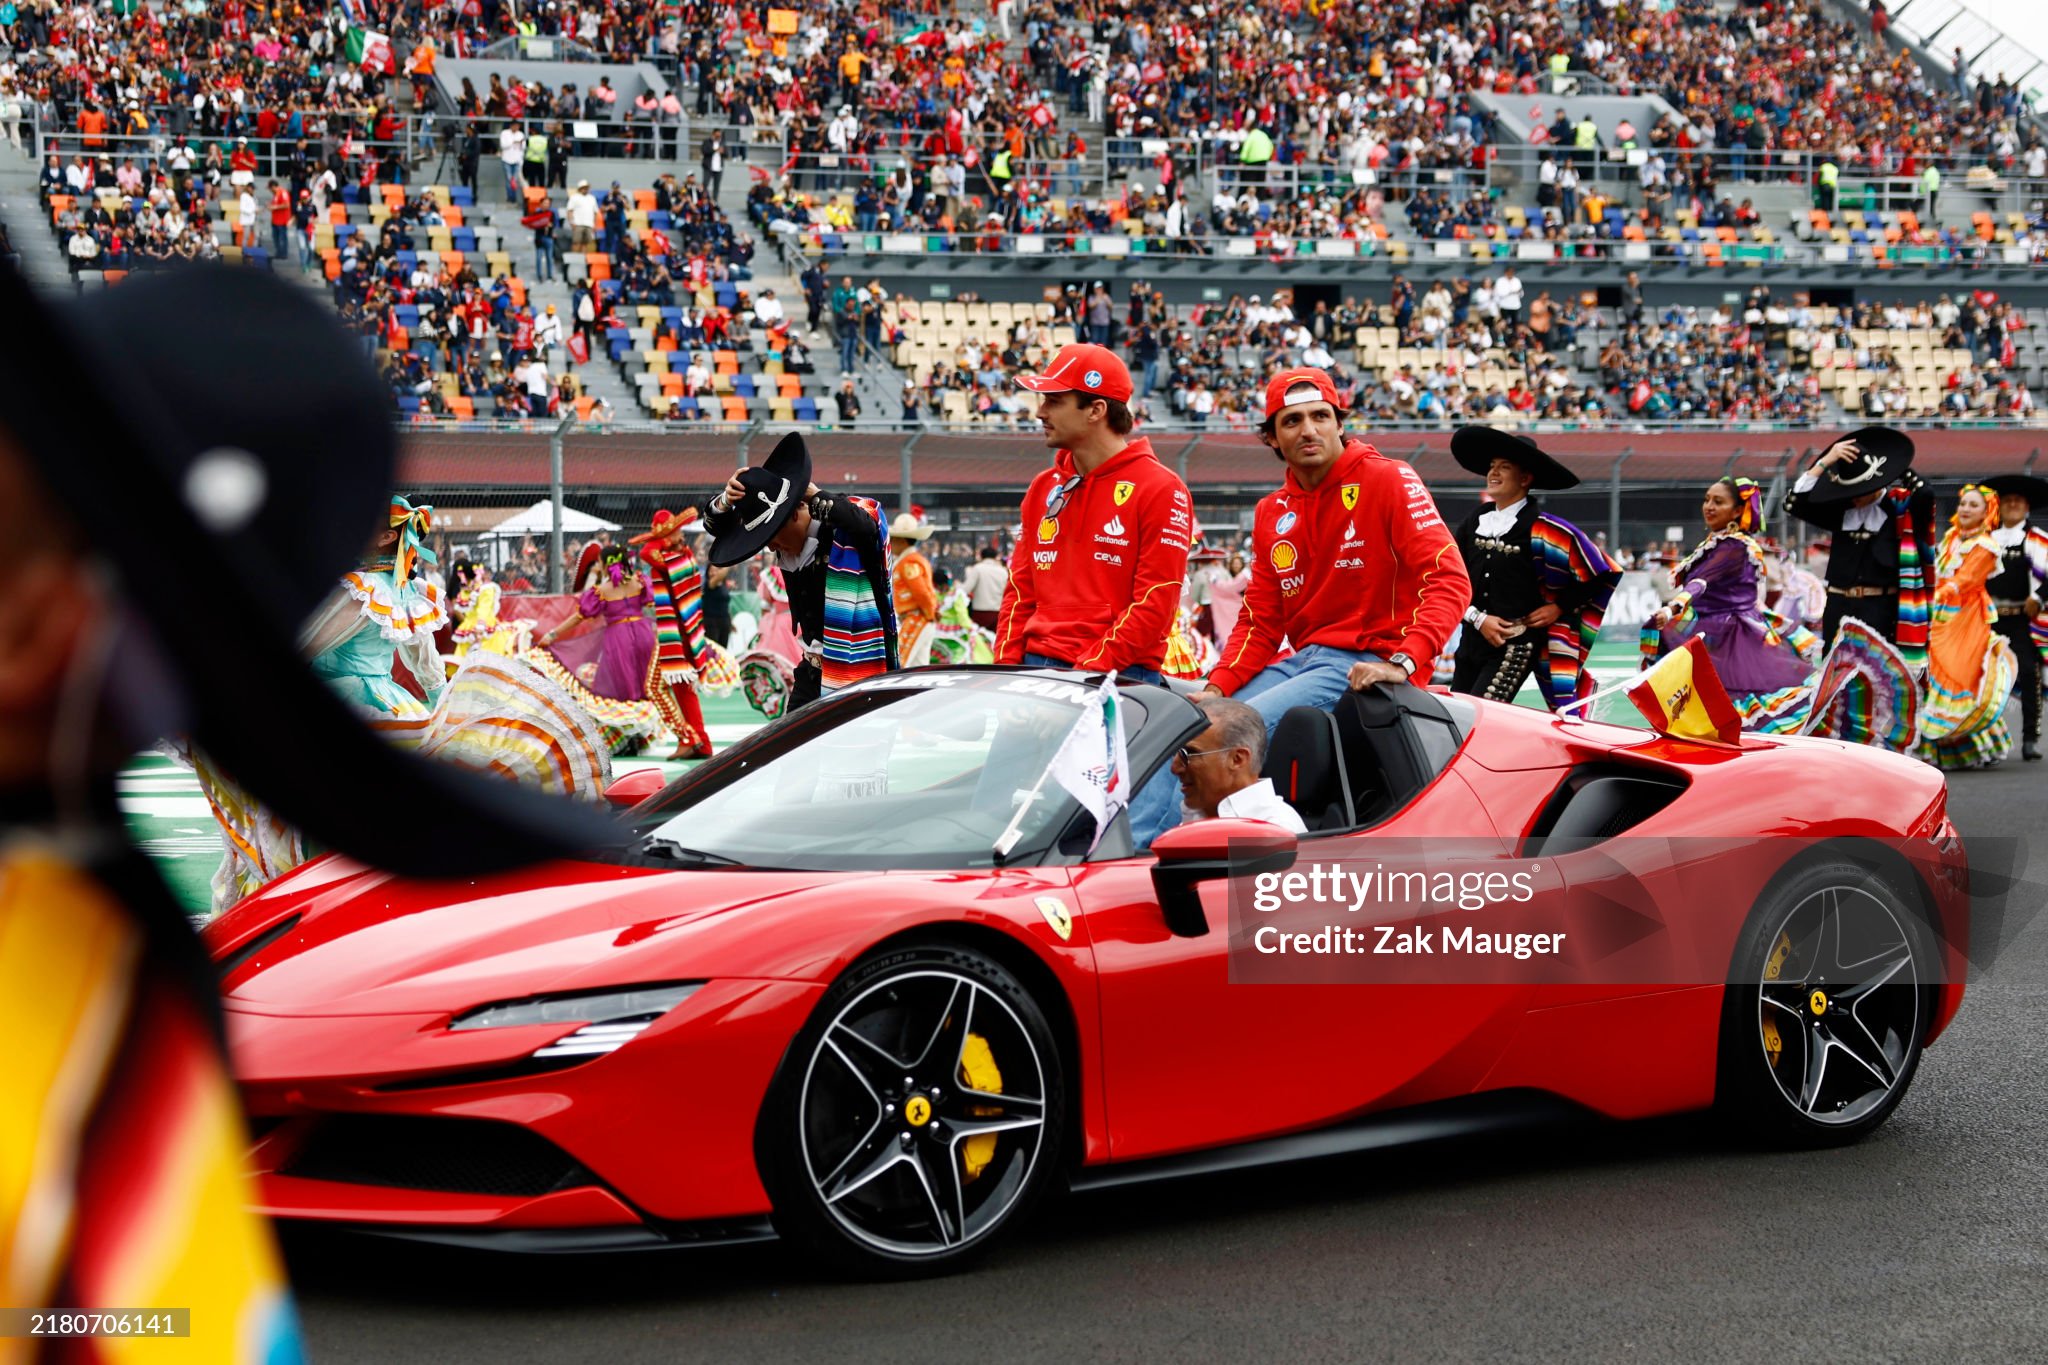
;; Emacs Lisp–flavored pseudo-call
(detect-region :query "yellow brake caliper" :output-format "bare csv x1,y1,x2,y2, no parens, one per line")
1761,932,1792,1068
958,1033,1003,1182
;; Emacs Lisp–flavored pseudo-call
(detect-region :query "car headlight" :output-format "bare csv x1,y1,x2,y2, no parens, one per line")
449,983,703,1059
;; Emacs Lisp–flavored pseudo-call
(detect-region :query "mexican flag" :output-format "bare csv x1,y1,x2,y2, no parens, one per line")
344,27,397,74
1046,675,1133,852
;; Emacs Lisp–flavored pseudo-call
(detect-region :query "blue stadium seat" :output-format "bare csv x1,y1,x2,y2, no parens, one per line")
660,306,683,326
822,233,844,253
245,247,272,269
453,227,476,251
600,280,623,300
649,211,672,229
734,375,756,398
714,283,738,309
397,250,418,272
794,398,818,421
675,398,700,419
450,186,475,207
395,305,419,327
334,223,356,241
341,185,364,204
396,395,421,414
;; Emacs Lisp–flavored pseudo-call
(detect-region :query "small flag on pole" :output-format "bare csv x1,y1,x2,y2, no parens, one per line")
1046,675,1133,850
1626,637,1742,745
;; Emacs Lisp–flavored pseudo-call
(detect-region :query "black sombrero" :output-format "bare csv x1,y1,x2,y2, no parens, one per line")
1804,426,1916,504
1450,425,1580,490
702,432,812,568
1982,474,2048,509
0,266,618,876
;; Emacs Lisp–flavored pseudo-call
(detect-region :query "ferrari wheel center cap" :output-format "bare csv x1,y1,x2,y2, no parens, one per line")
904,1095,934,1127
1808,988,1829,1016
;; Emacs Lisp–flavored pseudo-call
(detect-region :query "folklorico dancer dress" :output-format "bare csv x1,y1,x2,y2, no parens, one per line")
1643,526,1918,745
1918,509,2017,770
738,560,801,720
637,516,735,758
1452,497,1619,707
893,545,939,668
523,569,682,755
450,576,526,666
188,502,610,913
932,583,996,664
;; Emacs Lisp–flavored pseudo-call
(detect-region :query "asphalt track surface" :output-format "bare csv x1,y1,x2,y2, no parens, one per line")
281,751,2048,1364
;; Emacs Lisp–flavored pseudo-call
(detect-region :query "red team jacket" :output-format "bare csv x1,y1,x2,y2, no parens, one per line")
1209,440,1470,696
996,437,1194,671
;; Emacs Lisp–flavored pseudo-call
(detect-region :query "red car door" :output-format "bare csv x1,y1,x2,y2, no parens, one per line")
1075,769,1565,1163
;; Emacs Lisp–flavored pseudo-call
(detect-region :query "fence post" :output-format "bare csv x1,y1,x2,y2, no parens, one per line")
1175,435,1199,484
900,430,925,514
549,412,575,593
1608,451,1629,552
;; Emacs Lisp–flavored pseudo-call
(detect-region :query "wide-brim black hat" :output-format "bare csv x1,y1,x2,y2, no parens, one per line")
703,432,812,568
1982,474,2048,509
0,266,618,875
1804,427,1916,504
1451,425,1579,490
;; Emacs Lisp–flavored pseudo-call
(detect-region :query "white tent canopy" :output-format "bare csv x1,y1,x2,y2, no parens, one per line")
484,501,621,538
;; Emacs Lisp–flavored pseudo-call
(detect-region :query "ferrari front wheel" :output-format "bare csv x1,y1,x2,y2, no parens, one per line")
1717,858,1933,1147
760,945,1065,1277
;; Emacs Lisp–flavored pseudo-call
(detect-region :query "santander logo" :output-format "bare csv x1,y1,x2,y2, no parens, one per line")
1104,515,1126,536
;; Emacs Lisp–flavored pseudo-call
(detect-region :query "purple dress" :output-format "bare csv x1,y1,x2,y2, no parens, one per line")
1659,535,1812,694
579,581,656,700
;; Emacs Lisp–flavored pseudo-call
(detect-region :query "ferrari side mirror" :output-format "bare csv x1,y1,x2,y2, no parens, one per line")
1148,820,1299,938
603,769,666,809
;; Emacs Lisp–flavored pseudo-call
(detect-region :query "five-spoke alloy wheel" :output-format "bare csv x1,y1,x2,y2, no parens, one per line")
760,945,1065,1276
1718,856,1933,1146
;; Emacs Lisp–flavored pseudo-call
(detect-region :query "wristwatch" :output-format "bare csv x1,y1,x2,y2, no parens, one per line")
1387,652,1417,679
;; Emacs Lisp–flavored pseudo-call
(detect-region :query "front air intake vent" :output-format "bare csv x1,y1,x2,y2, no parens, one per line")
282,1116,596,1197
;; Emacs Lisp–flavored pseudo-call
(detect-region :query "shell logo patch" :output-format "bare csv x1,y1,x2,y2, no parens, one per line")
1113,480,1136,506
1271,540,1299,571
1035,896,1074,941
1037,517,1060,543
1275,510,1299,535
1340,483,1360,510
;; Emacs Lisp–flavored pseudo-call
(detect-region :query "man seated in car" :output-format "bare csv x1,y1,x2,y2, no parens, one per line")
1173,699,1307,833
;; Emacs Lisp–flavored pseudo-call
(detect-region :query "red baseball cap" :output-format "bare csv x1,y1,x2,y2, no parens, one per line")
1016,343,1134,404
1264,367,1344,420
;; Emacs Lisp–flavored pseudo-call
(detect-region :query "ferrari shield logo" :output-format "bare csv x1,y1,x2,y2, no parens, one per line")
1035,896,1074,941
1340,483,1360,511
1113,481,1136,506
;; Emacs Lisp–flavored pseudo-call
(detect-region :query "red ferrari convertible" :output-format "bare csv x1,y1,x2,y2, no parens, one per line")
208,668,1969,1275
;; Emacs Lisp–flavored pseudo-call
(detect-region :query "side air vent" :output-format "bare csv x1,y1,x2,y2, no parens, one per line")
1520,765,1687,857
216,914,301,980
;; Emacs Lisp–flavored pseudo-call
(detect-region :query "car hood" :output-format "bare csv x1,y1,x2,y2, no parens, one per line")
211,855,896,1018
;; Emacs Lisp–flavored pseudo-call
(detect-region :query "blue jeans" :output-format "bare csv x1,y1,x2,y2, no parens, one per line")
535,236,556,281
1127,645,1380,849
504,161,521,202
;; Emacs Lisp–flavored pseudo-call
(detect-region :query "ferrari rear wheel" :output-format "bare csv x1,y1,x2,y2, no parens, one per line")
761,945,1065,1277
1717,858,1933,1147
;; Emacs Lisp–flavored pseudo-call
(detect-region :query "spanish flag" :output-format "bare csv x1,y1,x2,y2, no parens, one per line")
1628,637,1742,744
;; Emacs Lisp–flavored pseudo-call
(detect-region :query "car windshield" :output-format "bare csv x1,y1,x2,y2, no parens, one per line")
625,674,1145,871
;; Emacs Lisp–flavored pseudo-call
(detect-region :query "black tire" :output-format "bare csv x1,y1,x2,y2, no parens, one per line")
1716,856,1935,1147
758,944,1066,1278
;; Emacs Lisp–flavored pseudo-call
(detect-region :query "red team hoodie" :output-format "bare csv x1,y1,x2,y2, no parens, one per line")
1209,439,1470,695
995,436,1194,672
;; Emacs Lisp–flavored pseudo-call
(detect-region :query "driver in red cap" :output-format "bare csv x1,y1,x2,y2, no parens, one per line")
995,342,1194,682
1192,367,1469,729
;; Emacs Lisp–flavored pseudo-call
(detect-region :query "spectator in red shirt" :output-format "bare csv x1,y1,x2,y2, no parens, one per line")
267,180,290,259
1195,368,1470,726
